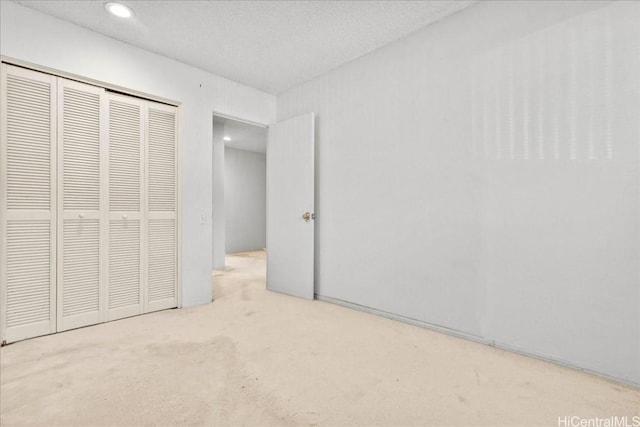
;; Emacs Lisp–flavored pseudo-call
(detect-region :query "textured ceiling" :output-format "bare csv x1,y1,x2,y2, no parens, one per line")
214,116,267,153
13,0,475,94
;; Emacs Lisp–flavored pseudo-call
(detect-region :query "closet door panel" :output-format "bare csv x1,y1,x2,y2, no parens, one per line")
57,79,106,331
146,105,177,312
107,95,144,320
1,64,57,343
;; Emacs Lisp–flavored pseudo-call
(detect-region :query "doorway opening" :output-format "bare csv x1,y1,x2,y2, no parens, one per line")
212,112,315,302
211,114,267,288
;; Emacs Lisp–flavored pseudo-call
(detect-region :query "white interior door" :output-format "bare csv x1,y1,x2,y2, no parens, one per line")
57,78,106,332
266,113,315,300
145,103,178,312
107,93,144,320
0,64,57,343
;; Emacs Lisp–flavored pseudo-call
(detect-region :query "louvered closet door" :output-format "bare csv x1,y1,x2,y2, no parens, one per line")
107,94,144,320
57,79,107,331
145,103,178,312
0,64,57,343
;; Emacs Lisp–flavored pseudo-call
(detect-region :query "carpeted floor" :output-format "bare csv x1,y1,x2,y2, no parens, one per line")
1,251,638,426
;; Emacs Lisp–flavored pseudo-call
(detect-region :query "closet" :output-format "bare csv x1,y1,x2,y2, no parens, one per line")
0,63,178,344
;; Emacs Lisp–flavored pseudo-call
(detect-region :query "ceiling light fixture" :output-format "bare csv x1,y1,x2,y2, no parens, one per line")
104,2,134,18
223,136,231,141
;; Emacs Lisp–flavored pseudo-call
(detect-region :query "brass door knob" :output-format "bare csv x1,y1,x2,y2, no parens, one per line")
303,212,312,222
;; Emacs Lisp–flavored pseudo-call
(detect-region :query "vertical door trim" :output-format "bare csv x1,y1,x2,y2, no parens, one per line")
100,86,109,323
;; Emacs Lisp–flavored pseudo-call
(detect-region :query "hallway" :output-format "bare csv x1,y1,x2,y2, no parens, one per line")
1,251,638,426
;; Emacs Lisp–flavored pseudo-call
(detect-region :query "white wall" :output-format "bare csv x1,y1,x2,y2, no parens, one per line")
277,0,640,385
224,148,266,253
0,1,276,307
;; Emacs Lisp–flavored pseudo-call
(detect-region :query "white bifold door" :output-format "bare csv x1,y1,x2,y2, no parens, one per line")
0,64,178,344
266,113,315,300
107,93,145,321
57,78,105,331
0,65,57,342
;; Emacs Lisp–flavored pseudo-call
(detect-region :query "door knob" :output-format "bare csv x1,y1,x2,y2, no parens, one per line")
122,214,128,220
302,212,314,222
78,213,85,219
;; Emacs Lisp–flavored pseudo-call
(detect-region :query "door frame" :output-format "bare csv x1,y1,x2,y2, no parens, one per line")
210,111,317,299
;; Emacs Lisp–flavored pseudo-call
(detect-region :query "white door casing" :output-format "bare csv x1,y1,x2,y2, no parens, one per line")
266,113,315,300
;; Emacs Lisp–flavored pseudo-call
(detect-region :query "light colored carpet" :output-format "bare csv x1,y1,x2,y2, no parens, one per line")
1,251,638,426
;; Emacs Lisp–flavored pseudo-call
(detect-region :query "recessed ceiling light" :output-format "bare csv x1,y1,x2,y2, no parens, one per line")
104,2,134,18
223,136,231,141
